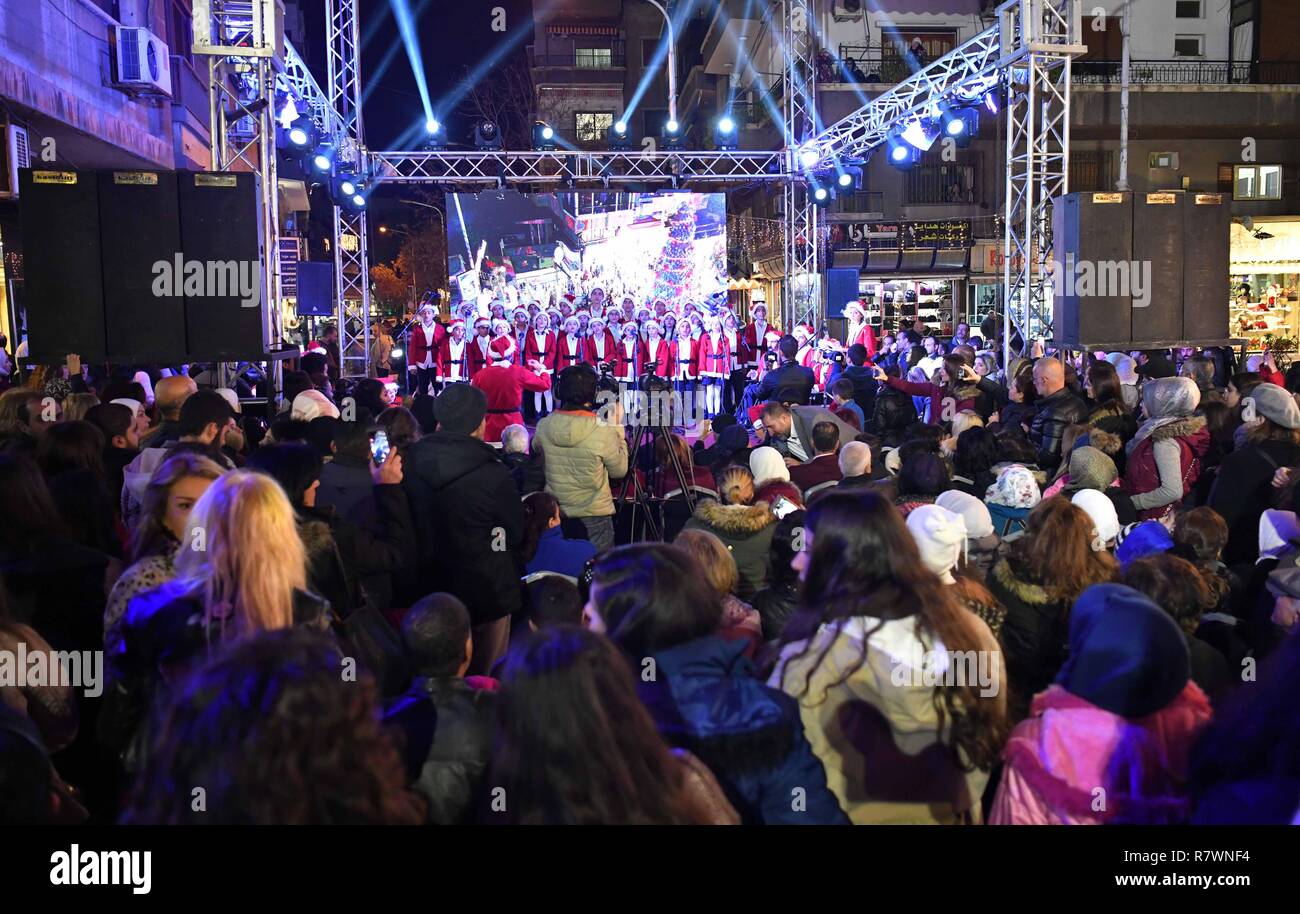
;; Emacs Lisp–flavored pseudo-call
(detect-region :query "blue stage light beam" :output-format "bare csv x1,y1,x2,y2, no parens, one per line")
361,0,434,107
622,0,698,131
389,0,436,133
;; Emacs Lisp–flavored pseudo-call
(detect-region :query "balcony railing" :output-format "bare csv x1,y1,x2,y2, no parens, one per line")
1073,59,1300,85
831,46,924,85
529,52,627,69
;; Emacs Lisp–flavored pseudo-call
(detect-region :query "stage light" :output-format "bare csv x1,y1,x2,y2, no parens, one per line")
983,90,999,115
608,121,632,150
352,194,366,208
426,117,440,134
340,179,356,196
886,138,921,170
288,126,308,146
942,107,979,148
714,115,738,150
809,182,834,207
533,121,557,151
798,145,820,169
901,118,940,152
665,119,679,134
661,118,684,151
475,120,501,150
312,144,333,172
838,172,853,188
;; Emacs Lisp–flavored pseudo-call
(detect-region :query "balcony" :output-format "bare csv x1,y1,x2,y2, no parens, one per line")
528,43,627,87
1073,59,1300,86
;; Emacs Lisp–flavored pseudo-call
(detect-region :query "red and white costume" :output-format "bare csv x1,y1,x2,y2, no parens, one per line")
556,327,585,371
584,326,617,367
407,318,445,370
671,334,699,381
467,327,495,380
472,362,551,445
844,304,879,359
613,335,644,382
438,327,469,383
643,335,672,377
525,324,557,414
740,317,779,369
695,331,733,379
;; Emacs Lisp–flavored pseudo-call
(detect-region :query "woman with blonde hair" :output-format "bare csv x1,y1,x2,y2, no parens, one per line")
106,471,323,763
103,452,226,654
678,465,778,598
674,528,763,653
60,392,100,423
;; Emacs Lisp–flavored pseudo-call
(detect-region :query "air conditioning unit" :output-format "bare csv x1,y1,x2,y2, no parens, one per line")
0,125,30,200
833,0,865,21
111,26,173,97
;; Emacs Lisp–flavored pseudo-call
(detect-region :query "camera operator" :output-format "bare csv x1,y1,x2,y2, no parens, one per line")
754,335,817,405
826,343,879,419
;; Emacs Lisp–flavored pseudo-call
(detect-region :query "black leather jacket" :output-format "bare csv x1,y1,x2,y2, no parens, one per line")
1029,387,1088,472
383,676,497,824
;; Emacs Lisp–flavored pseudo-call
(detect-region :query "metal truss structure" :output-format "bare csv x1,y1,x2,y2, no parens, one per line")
199,0,1081,378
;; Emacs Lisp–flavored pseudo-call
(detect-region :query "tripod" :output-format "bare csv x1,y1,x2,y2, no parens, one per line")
616,376,696,542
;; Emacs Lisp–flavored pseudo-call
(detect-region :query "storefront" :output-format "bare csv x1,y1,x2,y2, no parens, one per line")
1229,218,1300,355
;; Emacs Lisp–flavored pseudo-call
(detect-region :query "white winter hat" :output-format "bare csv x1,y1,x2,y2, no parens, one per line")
906,504,967,584
749,446,791,485
291,389,340,421
215,388,242,415
1072,489,1120,548
110,397,143,416
936,490,995,540
1105,352,1139,386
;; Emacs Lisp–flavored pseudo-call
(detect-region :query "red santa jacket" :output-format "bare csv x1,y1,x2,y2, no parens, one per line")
671,338,699,380
583,329,617,367
642,336,672,377
740,321,779,368
472,364,551,444
467,334,495,379
612,337,644,381
524,329,557,374
555,332,585,371
850,323,879,359
407,320,446,369
694,332,733,378
439,336,470,381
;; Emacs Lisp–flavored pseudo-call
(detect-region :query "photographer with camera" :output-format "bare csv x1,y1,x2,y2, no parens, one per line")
754,335,817,405
533,365,628,552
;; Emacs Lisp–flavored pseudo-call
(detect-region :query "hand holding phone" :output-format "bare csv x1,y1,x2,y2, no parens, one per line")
370,430,391,467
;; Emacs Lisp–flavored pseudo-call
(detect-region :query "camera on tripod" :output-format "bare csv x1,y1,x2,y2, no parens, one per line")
596,362,619,395
763,350,779,370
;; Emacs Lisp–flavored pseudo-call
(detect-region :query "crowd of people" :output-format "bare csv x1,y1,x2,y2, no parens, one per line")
0,307,1298,826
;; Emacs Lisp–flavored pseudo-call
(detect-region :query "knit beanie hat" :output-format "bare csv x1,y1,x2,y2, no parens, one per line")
1115,520,1174,570
435,383,488,435
1067,446,1118,492
985,464,1041,509
906,504,967,584
936,489,995,539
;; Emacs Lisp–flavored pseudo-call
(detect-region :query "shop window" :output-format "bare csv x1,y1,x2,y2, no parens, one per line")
1234,165,1283,201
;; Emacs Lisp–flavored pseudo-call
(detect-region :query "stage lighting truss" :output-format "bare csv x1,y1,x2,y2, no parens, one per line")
532,122,557,152
607,120,632,150
714,115,738,151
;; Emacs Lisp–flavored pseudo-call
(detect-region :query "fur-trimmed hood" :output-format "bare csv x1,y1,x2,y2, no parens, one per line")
991,557,1055,607
1148,415,1206,443
1088,427,1123,456
692,500,778,535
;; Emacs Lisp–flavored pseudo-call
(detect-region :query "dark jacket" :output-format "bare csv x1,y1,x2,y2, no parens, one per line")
827,362,879,418
756,360,817,405
999,400,1038,435
384,676,496,825
298,483,414,615
315,455,380,533
1029,387,1088,472
638,635,848,825
502,450,546,495
788,453,843,494
751,580,799,642
404,432,526,623
679,501,777,599
767,406,858,465
987,557,1071,721
1209,439,1300,564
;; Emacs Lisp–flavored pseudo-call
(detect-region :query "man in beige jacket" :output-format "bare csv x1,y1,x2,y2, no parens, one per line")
533,365,627,552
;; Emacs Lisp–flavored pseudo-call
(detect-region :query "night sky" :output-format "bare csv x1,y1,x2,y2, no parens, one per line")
301,0,538,150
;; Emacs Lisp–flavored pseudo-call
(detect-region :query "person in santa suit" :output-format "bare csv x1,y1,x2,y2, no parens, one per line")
613,320,644,411
406,303,446,397
490,301,507,322
843,302,879,359
489,319,517,366
687,310,705,340
555,315,585,373
653,300,669,320
473,349,551,446
511,308,531,362
467,317,495,380
695,315,732,419
793,325,817,374
584,315,616,369
670,320,699,423
740,303,779,374
525,313,557,417
720,310,746,414
438,319,470,386
642,320,672,378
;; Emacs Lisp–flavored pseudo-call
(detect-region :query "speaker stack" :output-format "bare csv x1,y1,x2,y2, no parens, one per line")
18,168,269,364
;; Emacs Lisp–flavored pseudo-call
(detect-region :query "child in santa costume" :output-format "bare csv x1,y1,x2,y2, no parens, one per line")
722,311,746,414
511,308,531,364
642,319,672,377
438,319,470,386
556,316,585,372
525,313,557,417
407,302,446,397
695,315,732,418
843,302,879,358
467,316,495,380
472,349,551,446
741,303,779,373
584,315,617,368
671,321,699,405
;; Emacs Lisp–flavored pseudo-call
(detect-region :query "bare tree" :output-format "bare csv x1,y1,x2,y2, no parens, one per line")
456,53,536,150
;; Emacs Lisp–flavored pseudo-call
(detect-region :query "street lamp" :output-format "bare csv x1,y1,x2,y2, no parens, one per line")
400,198,446,230
640,0,677,128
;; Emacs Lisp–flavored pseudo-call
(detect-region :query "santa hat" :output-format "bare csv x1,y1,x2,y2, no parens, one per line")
491,319,511,335
844,302,866,320
751,303,768,316
643,319,663,334
563,293,576,303
512,307,529,320
563,316,581,331
449,318,466,331
473,316,491,329
589,315,606,328
764,329,782,344
490,335,517,362
635,306,652,320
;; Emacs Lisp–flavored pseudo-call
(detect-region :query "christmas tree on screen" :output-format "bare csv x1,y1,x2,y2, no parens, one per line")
653,200,697,303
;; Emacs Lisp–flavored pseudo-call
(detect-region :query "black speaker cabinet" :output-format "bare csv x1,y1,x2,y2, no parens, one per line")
825,267,861,319
176,171,267,360
1132,191,1184,345
1183,192,1231,342
1051,191,1134,347
295,261,335,317
98,170,187,362
18,169,108,362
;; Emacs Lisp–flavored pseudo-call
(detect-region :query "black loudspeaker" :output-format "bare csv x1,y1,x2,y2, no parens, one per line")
176,171,267,360
1051,191,1133,347
1183,192,1231,342
18,169,108,362
98,170,188,362
825,267,861,319
1132,191,1183,345
295,261,335,317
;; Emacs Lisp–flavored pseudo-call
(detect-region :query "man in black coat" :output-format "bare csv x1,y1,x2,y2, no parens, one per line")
403,384,524,674
1029,357,1087,473
384,594,496,824
755,335,818,405
826,343,879,418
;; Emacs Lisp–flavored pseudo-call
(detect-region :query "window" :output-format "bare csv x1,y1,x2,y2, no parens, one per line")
1175,1,1203,18
905,154,979,205
1070,150,1114,192
1234,165,1283,201
574,112,614,143
574,48,612,68
1173,35,1204,57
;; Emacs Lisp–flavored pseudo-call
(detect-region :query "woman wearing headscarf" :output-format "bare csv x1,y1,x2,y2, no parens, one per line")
990,583,1212,824
1122,377,1211,522
748,446,804,508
